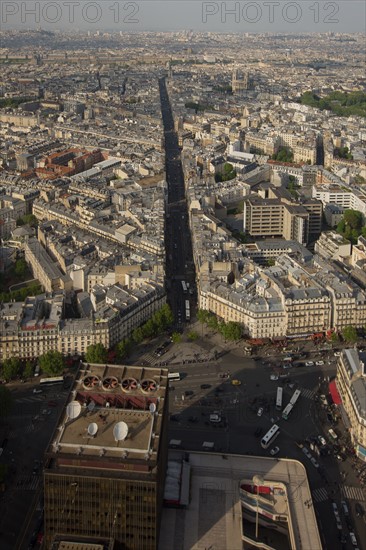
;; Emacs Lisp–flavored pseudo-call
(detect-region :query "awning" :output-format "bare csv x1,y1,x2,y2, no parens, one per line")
329,379,342,405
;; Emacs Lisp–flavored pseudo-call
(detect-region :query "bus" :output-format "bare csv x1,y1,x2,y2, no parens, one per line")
181,281,187,294
168,372,181,381
261,424,280,449
39,376,64,386
276,387,283,411
282,403,293,420
185,300,190,321
290,389,301,406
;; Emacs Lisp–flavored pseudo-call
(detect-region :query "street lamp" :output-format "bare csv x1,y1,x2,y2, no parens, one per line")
253,474,264,540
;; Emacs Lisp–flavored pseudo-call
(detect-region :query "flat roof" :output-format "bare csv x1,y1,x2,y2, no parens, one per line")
47,363,168,465
159,451,321,550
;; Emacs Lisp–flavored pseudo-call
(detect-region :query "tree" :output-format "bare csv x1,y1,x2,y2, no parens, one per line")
330,332,339,343
14,258,27,278
197,309,210,324
116,339,132,361
132,327,144,344
0,386,13,419
222,321,242,341
1,357,21,381
85,344,108,364
23,361,34,379
39,350,65,375
160,303,174,327
171,332,182,344
187,330,199,341
207,314,218,330
342,326,358,343
343,209,363,230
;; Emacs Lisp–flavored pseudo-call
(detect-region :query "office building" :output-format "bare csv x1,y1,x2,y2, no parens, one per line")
44,363,169,549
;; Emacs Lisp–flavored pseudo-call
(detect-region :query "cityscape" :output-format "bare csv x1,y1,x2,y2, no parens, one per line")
0,23,366,550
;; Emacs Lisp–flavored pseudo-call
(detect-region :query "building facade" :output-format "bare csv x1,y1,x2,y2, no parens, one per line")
43,363,169,549
336,349,366,462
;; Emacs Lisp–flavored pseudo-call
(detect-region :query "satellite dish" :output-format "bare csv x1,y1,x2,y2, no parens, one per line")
67,401,81,420
149,403,156,414
87,422,98,436
87,401,96,412
113,421,128,442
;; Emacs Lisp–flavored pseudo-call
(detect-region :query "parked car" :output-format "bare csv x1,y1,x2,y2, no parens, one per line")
311,457,319,468
270,446,280,456
270,374,279,381
316,360,325,366
257,407,264,417
231,379,241,386
200,384,211,390
305,361,314,367
184,390,194,397
33,389,42,394
318,435,327,447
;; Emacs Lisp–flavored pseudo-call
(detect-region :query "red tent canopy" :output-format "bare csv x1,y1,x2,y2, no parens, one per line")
329,380,342,405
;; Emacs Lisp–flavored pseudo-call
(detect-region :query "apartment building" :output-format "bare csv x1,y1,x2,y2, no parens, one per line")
43,363,169,549
25,238,73,292
315,231,352,261
336,349,366,462
0,285,166,361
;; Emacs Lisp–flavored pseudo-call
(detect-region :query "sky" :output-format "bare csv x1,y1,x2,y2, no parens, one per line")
1,1,366,33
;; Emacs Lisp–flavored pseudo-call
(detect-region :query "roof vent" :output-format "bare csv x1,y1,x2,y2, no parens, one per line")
121,378,138,392
141,379,158,393
83,375,100,389
102,376,119,390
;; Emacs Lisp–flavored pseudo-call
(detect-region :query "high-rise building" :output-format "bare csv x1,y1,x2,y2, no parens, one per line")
43,363,169,550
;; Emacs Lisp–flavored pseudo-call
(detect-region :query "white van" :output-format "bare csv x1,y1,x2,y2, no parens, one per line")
202,442,215,450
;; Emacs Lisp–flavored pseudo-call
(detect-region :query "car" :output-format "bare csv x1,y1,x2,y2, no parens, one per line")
231,379,241,386
270,446,280,456
318,435,327,446
334,351,341,357
315,360,324,366
257,407,264,417
355,502,364,517
254,427,263,437
188,416,199,423
33,389,43,394
200,384,211,390
311,457,319,468
270,374,279,381
170,414,181,422
305,361,314,367
302,447,311,458
184,390,194,397
341,501,349,517
349,532,358,546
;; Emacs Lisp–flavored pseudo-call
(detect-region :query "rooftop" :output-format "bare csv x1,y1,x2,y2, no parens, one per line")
47,363,168,467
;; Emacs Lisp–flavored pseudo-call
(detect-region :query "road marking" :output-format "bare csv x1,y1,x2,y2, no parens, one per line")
312,487,329,503
342,486,366,501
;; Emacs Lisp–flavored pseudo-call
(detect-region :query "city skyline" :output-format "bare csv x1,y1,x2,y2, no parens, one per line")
1,1,365,33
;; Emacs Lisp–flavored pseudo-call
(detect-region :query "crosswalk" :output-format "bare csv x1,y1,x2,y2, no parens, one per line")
312,487,329,503
15,395,46,404
341,486,366,501
299,388,316,400
15,475,40,491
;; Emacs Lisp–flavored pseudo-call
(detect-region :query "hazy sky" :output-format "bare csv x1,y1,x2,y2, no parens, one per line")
1,1,365,33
